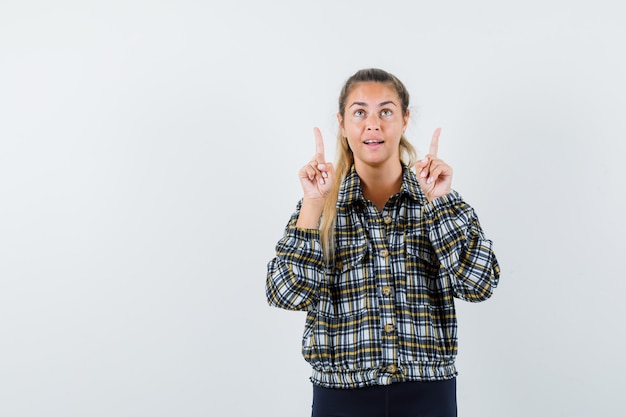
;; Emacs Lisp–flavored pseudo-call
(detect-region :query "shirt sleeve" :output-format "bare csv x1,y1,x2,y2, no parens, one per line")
265,205,325,311
422,191,501,302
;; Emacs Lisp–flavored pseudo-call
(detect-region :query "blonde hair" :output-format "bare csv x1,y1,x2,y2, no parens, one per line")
320,68,418,262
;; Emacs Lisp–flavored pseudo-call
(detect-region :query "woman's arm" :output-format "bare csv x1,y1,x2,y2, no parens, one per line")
267,128,333,310
266,206,326,311
424,191,501,302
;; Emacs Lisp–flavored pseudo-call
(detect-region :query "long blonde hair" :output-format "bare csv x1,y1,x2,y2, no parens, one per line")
320,68,418,262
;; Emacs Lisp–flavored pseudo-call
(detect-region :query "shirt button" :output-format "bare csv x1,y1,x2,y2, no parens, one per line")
382,286,392,297
383,216,392,224
380,249,389,258
386,364,398,374
384,323,395,334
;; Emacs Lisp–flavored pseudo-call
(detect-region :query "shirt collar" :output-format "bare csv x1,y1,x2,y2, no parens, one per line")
336,165,427,207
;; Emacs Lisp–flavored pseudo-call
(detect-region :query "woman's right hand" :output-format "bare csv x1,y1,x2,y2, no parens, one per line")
298,127,334,202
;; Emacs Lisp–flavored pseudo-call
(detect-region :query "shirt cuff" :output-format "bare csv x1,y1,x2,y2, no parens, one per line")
423,190,463,217
289,226,321,241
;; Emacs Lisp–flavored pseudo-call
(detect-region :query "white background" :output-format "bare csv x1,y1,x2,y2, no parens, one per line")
1,1,625,416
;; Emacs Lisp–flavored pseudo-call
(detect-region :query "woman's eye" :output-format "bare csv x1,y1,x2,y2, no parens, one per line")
381,109,392,117
354,109,366,117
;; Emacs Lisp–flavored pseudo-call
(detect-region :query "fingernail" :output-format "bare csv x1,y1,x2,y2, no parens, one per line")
322,172,328,178
317,163,325,169
421,157,428,163
427,177,433,184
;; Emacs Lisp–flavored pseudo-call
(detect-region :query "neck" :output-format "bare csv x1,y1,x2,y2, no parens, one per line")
355,161,403,211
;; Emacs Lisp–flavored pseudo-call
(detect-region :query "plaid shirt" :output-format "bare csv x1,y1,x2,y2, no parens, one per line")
266,166,500,389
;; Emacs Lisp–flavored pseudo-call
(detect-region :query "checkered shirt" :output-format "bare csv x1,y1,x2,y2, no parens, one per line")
266,166,500,388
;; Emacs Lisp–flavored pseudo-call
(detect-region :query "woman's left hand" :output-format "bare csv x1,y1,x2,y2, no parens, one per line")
415,128,453,202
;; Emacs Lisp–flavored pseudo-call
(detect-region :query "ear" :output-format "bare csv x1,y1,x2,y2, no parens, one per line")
337,113,346,137
403,109,410,132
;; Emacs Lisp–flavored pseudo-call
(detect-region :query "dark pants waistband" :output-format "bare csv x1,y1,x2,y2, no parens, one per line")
312,378,457,417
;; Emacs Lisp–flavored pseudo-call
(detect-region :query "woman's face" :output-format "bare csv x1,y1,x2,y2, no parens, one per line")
338,81,409,169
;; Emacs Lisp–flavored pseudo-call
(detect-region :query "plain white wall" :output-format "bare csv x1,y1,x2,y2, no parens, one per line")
1,1,625,416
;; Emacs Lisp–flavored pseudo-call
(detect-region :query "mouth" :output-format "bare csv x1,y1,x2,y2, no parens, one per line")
363,139,384,145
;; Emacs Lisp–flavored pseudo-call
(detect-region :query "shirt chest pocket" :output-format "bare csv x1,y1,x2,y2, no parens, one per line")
320,243,370,317
404,233,440,305
405,233,437,265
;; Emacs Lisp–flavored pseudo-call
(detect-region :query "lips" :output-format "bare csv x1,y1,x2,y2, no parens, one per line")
363,139,384,144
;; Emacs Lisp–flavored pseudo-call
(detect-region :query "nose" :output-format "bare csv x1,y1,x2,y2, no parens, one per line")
366,113,380,130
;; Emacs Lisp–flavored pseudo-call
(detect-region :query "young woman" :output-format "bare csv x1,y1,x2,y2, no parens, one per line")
266,68,500,417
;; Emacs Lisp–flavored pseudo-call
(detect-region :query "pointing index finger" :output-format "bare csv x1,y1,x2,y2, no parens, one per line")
313,127,325,163
429,128,441,157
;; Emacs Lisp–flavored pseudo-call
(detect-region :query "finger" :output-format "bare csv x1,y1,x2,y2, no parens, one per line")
429,128,441,157
416,156,430,178
300,164,317,182
311,160,328,179
427,160,450,184
427,163,442,184
313,127,325,164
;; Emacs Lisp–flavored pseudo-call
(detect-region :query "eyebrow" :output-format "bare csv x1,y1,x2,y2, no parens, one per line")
349,100,398,108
